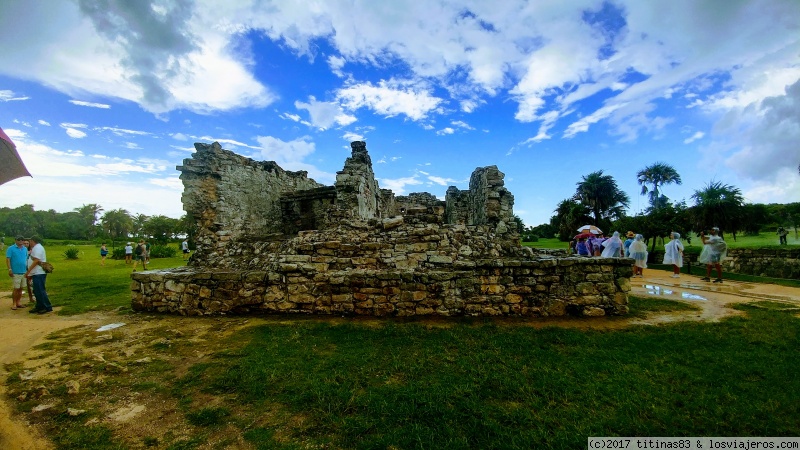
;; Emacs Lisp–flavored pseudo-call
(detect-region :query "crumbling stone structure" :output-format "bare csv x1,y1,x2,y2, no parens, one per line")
132,141,632,317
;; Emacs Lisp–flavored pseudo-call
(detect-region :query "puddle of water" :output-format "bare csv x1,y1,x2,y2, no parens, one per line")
644,285,707,301
96,323,126,332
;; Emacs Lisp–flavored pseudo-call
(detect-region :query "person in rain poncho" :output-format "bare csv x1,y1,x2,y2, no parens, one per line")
662,232,684,278
629,234,648,277
698,227,727,283
601,231,623,258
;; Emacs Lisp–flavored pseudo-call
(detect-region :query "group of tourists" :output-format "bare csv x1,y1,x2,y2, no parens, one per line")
5,236,52,314
570,226,728,283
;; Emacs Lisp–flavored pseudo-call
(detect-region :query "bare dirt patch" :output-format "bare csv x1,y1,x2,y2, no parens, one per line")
2,275,800,448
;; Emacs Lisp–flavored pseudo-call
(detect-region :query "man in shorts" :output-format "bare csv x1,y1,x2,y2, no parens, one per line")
699,227,727,283
6,236,28,309
132,240,147,272
182,239,190,260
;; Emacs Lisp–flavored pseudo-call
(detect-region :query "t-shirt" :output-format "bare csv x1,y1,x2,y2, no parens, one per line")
125,245,133,254
29,243,46,276
6,245,28,274
182,241,189,251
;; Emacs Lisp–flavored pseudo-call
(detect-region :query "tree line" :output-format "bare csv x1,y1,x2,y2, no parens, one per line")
525,162,800,251
0,203,193,247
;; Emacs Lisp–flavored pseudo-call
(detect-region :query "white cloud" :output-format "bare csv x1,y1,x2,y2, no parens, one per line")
451,120,474,130
427,175,458,186
38,120,51,126
328,55,346,77
683,131,704,144
96,126,151,136
60,122,88,139
436,127,455,136
342,131,364,142
171,133,188,141
295,96,357,130
379,175,423,194
337,79,444,121
0,90,29,101
70,99,110,108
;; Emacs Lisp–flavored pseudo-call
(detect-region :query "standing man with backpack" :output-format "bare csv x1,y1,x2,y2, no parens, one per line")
132,240,147,272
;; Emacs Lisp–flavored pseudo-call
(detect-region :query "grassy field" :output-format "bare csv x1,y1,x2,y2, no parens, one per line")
5,238,800,448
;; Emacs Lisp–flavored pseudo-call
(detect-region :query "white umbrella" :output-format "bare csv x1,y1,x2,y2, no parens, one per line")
577,225,603,234
0,127,31,185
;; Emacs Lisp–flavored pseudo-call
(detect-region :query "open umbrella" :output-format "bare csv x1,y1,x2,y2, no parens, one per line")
573,232,594,240
0,127,31,185
577,225,602,235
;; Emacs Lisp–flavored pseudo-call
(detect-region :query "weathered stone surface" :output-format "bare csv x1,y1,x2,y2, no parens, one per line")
132,140,631,318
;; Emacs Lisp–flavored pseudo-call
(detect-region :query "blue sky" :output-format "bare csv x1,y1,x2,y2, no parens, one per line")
0,0,798,227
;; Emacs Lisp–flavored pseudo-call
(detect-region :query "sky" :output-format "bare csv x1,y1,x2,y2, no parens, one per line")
0,0,798,228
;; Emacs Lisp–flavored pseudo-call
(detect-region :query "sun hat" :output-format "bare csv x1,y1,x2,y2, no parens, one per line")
15,235,25,241
626,231,635,238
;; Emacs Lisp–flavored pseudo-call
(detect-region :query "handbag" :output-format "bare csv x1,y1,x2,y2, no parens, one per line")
40,261,54,273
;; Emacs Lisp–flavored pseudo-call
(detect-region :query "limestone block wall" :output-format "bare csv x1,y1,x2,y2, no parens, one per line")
179,142,323,267
132,257,632,318
334,141,384,220
721,248,800,279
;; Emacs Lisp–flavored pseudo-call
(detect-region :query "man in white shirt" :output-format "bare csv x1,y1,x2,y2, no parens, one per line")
25,236,52,314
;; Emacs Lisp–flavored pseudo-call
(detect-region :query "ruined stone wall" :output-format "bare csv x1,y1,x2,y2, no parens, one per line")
179,142,323,267
721,248,800,279
334,141,384,221
145,140,633,319
133,258,631,318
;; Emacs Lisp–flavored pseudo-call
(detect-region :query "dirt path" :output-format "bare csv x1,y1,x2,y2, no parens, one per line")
0,300,108,450
1,275,799,448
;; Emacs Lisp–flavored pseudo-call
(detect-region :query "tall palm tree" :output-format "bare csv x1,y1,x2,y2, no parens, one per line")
636,162,682,208
101,209,133,247
574,171,630,225
690,181,744,239
553,198,592,241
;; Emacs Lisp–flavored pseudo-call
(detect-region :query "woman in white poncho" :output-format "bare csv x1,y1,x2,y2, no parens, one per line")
601,231,623,258
662,232,684,278
698,227,727,283
629,234,648,277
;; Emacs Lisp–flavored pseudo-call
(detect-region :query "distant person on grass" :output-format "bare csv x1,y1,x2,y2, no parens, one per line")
100,243,109,266
25,236,52,314
132,240,147,272
24,239,34,304
6,236,28,310
698,227,727,283
777,227,788,245
124,242,133,264
182,239,190,260
663,232,684,278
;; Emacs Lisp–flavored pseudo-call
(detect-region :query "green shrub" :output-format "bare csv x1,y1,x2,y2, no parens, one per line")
149,245,177,259
111,248,126,260
63,246,80,260
522,233,539,242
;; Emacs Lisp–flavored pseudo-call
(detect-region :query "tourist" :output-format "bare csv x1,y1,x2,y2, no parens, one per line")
698,227,726,283
132,240,147,272
663,232,684,278
182,239,190,260
100,243,109,266
124,242,133,264
777,227,788,245
601,231,623,257
590,233,605,257
6,236,28,310
25,236,53,314
145,240,151,264
576,237,591,256
624,231,635,257
629,234,648,277
23,239,34,304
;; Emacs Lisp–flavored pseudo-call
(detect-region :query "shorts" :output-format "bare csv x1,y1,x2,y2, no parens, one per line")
12,274,25,289
135,255,145,261
183,249,190,254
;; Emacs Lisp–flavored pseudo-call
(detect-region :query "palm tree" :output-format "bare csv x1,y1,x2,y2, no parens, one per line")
574,171,630,225
101,209,133,247
636,162,682,208
690,181,744,240
74,203,104,239
553,198,592,241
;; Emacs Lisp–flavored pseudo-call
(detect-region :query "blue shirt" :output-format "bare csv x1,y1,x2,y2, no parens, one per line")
6,245,28,274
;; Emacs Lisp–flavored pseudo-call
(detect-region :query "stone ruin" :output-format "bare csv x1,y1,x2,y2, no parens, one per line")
131,141,632,317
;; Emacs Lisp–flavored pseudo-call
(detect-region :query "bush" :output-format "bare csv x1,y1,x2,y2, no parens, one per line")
149,245,177,259
522,233,539,242
63,246,80,260
111,248,126,260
